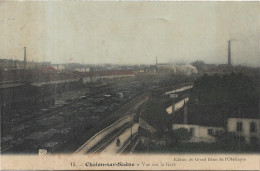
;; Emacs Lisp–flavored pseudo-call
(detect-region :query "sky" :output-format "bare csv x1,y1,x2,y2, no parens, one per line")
0,2,259,66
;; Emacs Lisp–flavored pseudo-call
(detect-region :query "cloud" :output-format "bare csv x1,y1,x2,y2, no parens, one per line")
0,2,259,66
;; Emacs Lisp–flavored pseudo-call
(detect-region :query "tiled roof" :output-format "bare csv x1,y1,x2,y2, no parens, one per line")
172,103,259,127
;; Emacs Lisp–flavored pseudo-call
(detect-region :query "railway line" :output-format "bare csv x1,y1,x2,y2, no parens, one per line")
2,79,192,153
88,123,133,154
74,84,192,155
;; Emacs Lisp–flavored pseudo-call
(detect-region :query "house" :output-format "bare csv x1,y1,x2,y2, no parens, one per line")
172,104,225,143
226,103,259,144
227,118,259,144
173,124,225,143
172,103,260,144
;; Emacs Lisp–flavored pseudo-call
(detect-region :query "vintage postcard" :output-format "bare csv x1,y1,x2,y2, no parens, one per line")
0,1,259,170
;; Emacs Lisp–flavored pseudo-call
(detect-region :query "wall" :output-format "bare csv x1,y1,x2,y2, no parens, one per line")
75,115,133,154
140,137,166,147
227,118,260,143
172,124,224,143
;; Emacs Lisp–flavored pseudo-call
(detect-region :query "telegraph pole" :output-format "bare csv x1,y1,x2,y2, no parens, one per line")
131,114,133,142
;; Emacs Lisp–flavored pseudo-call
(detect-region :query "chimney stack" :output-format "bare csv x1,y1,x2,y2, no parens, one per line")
227,40,232,66
24,47,27,69
156,57,158,73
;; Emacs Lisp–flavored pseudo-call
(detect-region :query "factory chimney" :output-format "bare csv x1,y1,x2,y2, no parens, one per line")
24,47,27,69
156,57,158,73
227,40,232,66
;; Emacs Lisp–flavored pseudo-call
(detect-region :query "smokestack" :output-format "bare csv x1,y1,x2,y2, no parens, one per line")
227,40,232,66
24,47,27,69
156,57,158,73
183,102,188,124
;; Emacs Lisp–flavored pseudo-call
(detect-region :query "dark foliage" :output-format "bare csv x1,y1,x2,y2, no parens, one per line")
141,97,171,133
190,73,257,104
170,128,190,144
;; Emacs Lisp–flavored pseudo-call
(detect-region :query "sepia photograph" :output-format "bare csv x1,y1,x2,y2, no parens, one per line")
0,1,259,170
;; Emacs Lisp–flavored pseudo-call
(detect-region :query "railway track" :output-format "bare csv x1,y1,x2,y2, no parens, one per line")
3,83,182,153
89,123,133,154
106,92,150,119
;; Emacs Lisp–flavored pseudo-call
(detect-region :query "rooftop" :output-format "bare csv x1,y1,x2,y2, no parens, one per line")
172,103,260,127
78,70,134,77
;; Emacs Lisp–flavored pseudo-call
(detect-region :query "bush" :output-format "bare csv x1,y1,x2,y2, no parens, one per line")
171,128,190,143
215,131,250,150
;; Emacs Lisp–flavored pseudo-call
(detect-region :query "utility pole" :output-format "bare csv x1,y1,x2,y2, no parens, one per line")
131,114,133,142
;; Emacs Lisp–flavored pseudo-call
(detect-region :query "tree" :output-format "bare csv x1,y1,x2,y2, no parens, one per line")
190,73,257,104
215,131,244,146
190,60,206,70
141,97,171,133
171,128,190,143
